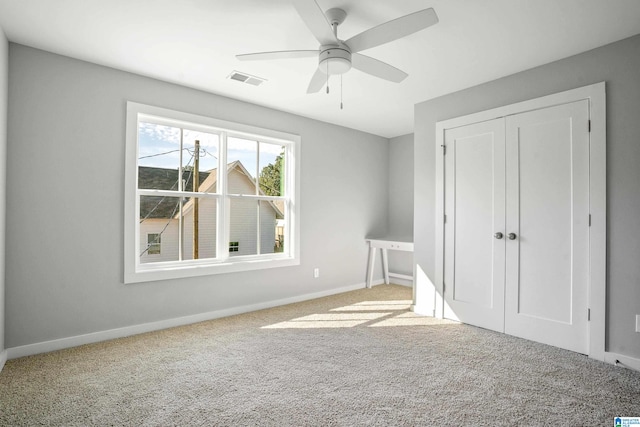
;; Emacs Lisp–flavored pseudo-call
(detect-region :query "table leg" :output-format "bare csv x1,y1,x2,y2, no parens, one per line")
366,244,376,289
381,248,389,284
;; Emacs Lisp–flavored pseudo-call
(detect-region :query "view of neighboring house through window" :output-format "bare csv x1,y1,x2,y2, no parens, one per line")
227,137,286,256
138,123,220,263
125,102,299,282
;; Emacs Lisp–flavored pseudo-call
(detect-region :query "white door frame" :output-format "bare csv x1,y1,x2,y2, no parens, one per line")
434,82,606,361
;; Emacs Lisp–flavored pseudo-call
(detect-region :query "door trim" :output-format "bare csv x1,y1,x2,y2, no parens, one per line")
434,82,606,361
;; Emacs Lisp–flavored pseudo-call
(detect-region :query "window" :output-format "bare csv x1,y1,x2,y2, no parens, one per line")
147,233,161,255
125,102,300,283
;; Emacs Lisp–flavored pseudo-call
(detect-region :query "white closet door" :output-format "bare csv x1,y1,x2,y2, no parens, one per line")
504,100,590,354
444,118,506,332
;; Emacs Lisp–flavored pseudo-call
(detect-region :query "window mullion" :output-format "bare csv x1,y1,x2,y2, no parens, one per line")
178,128,184,261
256,201,261,255
256,141,260,254
285,144,292,256
218,132,229,260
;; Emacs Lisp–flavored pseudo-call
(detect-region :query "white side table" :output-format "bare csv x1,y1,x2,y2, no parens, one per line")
365,237,414,289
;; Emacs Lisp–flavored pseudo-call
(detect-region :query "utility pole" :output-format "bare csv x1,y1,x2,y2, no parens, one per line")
193,140,200,260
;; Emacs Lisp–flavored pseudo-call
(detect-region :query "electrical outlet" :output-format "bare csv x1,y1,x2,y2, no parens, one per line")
636,315,640,333
314,268,320,278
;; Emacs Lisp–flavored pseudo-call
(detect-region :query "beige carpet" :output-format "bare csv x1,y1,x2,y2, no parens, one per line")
0,284,639,426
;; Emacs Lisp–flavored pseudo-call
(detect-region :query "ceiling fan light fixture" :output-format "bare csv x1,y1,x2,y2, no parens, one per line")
318,45,352,75
320,57,351,75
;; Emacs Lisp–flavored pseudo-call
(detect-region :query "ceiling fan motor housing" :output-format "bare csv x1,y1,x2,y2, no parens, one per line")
319,43,352,75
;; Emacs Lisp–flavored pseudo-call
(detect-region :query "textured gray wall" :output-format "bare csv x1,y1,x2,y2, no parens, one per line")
387,133,413,277
0,26,7,356
415,34,640,359
5,44,389,348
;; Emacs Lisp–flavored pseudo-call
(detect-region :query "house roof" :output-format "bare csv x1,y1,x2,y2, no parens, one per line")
139,161,283,220
139,167,211,219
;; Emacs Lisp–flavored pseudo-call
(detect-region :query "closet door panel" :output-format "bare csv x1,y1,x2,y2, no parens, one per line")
504,100,590,354
444,118,505,332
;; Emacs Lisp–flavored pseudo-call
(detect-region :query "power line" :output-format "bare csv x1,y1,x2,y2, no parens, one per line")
139,149,182,160
139,147,218,160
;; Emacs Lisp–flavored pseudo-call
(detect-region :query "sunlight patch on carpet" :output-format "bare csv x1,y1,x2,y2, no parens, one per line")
262,312,389,329
368,312,459,327
330,300,413,312
261,300,452,329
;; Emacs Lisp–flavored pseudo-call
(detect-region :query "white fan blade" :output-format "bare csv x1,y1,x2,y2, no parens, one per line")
352,53,408,83
292,0,338,46
237,50,318,61
307,67,326,93
346,8,438,53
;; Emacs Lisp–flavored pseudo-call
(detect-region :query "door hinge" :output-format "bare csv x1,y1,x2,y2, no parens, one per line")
444,214,447,223
587,308,591,321
588,120,591,132
588,214,592,227
441,144,446,155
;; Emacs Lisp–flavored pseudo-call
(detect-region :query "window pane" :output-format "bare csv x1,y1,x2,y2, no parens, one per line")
181,196,218,260
263,200,285,254
138,122,182,190
138,122,181,170
229,198,258,256
259,142,286,197
229,198,283,256
140,195,181,263
182,130,219,193
275,220,286,253
227,137,258,195
139,195,217,264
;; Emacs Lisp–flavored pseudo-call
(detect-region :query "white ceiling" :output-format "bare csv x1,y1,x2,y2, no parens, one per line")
1,0,640,138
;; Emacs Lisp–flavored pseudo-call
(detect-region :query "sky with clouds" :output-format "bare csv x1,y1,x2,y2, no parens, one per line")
138,122,283,178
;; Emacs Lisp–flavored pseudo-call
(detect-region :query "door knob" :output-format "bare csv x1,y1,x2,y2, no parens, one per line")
508,233,517,240
494,232,503,239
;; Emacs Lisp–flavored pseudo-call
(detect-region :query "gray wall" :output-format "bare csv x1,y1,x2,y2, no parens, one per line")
415,33,640,359
5,44,389,348
0,26,7,357
387,133,413,277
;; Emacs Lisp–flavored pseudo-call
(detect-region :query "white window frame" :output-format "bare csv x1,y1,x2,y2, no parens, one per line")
124,102,301,283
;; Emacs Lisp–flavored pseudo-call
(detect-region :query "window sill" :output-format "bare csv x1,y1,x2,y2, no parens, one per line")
125,256,299,284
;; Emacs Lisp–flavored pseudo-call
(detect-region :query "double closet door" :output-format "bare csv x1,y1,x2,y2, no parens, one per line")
443,100,590,354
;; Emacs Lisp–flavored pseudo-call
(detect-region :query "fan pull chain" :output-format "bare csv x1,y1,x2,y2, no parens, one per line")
340,74,343,110
326,60,329,94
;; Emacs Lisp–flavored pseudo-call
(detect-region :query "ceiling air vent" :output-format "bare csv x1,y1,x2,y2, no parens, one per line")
227,71,266,86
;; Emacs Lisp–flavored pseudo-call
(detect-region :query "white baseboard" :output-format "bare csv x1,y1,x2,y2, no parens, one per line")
604,351,640,372
0,349,7,373
367,279,416,288
411,304,435,317
7,281,376,360
389,278,413,287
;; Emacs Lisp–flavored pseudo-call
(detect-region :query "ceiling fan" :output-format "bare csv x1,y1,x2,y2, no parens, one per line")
236,0,439,94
